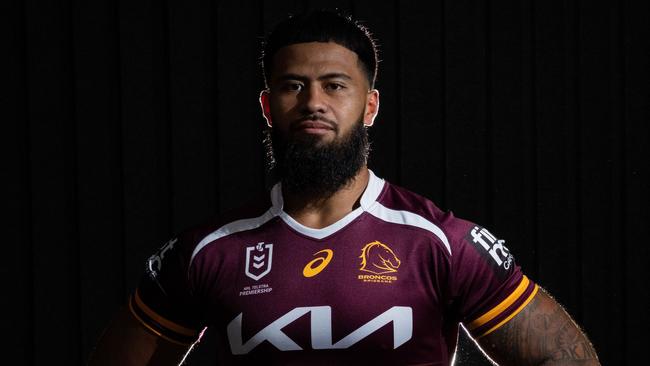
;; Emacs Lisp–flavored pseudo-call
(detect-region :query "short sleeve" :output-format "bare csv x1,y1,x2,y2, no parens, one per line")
129,233,205,345
447,220,538,338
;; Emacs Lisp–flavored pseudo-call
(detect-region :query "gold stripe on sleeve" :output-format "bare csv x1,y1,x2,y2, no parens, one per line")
476,284,539,338
468,275,530,330
133,289,198,337
128,296,193,346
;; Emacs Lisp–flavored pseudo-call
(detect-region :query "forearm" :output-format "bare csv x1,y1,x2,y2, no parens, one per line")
88,306,190,366
477,289,600,366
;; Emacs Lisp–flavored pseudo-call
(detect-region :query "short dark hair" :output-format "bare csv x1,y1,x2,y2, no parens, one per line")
261,10,379,89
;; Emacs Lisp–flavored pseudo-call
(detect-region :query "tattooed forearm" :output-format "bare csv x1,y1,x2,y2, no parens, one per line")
476,289,600,366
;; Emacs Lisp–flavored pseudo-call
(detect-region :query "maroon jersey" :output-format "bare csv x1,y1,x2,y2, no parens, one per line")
132,171,538,365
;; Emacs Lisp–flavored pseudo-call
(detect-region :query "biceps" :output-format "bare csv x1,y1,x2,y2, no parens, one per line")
476,289,599,365
88,306,193,366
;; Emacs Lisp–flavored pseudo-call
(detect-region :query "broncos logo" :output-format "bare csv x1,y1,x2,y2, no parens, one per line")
359,241,401,274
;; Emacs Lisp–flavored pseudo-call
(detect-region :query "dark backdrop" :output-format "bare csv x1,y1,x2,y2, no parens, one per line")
4,0,649,365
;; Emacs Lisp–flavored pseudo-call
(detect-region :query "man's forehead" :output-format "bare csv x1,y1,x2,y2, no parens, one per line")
271,42,364,80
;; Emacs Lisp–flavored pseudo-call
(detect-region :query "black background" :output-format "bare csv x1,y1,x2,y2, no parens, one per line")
4,0,649,365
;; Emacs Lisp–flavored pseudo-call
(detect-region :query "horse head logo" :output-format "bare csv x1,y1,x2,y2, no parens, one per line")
359,241,401,274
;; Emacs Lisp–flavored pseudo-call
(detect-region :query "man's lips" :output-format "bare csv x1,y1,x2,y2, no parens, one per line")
295,120,335,130
291,118,336,133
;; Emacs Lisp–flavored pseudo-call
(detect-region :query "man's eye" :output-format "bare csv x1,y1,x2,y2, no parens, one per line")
325,83,345,91
283,83,303,92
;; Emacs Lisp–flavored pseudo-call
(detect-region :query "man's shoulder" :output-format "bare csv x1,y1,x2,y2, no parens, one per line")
377,180,446,221
179,192,274,249
375,180,478,250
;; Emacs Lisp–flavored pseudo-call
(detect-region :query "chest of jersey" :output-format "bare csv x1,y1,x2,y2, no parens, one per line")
193,214,453,364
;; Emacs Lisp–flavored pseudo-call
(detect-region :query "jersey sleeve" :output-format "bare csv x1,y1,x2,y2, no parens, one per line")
129,232,206,345
444,216,538,339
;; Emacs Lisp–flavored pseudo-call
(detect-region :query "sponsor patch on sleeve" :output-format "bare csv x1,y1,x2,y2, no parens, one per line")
464,226,515,277
146,237,178,280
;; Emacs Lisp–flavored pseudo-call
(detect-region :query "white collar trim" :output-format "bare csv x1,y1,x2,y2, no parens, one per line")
270,170,385,239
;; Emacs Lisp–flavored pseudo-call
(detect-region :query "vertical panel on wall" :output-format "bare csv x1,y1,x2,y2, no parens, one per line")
531,0,581,315
519,0,541,276
487,0,536,271
3,0,33,364
442,1,492,364
118,0,172,292
25,0,80,364
443,0,489,224
397,1,446,205
305,0,352,12
623,0,650,363
215,1,265,214
166,1,220,364
353,0,399,183
262,0,300,30
577,2,624,364
167,0,218,231
73,0,124,361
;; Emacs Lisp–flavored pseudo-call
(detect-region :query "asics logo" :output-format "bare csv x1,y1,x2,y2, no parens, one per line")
303,249,333,278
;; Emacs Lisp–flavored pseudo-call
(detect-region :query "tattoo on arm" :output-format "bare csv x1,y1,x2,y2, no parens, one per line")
477,289,600,366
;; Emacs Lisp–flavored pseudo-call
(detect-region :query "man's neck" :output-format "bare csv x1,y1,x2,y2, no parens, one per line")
282,167,370,229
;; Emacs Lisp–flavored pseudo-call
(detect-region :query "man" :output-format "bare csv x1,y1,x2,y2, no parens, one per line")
89,10,599,365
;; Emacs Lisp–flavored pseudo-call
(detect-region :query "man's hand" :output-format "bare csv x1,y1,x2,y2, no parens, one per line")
477,288,600,365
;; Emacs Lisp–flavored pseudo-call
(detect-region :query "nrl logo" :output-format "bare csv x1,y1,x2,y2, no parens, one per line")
359,241,401,275
245,242,273,281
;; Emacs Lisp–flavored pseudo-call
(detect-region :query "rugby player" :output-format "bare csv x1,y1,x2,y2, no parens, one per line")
89,10,600,365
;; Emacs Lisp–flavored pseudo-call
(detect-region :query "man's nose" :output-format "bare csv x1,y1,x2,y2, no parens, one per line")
300,85,327,114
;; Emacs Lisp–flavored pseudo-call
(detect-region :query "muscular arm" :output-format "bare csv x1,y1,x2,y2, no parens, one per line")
87,306,193,366
476,289,600,365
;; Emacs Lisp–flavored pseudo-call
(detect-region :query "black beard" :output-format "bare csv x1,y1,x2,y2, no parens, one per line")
264,120,370,199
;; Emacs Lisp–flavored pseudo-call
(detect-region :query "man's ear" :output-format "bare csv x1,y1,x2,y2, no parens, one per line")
259,90,272,127
364,89,380,127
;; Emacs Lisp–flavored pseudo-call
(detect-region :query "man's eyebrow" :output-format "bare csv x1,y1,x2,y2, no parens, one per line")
275,73,353,82
276,73,308,82
318,73,352,81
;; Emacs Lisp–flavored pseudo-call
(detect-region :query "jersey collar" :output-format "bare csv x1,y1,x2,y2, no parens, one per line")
270,170,385,239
